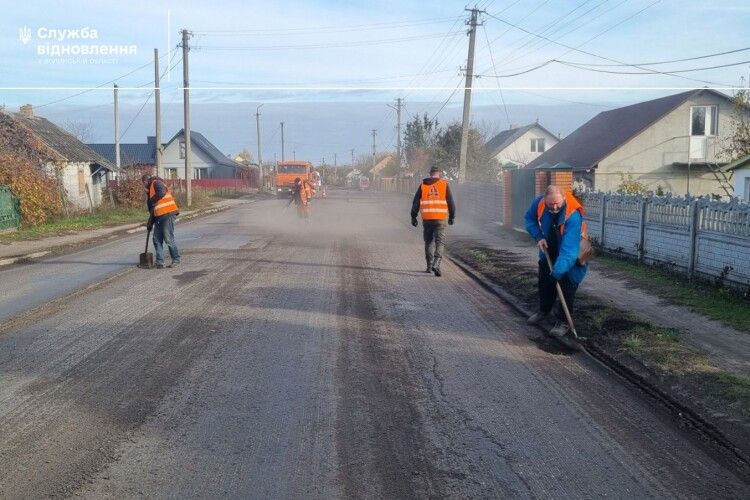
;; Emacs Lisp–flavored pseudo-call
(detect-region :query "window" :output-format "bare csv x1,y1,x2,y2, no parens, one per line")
193,168,208,180
690,105,718,136
77,169,86,194
277,164,307,174
530,138,545,153
745,177,750,202
166,168,178,179
179,140,186,159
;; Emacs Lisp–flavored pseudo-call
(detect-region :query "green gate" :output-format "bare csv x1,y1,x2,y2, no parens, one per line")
0,185,21,231
510,168,537,229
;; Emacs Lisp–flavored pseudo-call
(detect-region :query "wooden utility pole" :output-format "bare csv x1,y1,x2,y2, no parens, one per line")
371,129,377,170
458,8,482,183
280,121,285,162
181,28,192,206
388,98,403,174
351,148,355,168
154,48,163,178
255,104,263,189
114,84,120,170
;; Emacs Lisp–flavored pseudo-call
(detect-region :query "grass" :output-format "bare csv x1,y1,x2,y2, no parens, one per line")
0,207,148,242
717,373,750,401
596,254,750,333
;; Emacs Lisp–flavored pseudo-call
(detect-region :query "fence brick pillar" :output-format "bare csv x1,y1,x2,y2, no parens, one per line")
534,169,549,195
502,170,513,228
549,162,574,192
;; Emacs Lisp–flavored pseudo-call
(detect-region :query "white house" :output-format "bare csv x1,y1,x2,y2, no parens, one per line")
161,129,246,180
526,89,750,198
485,122,559,167
0,105,117,209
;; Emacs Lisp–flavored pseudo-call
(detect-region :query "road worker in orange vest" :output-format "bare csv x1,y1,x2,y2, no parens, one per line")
142,174,180,269
410,166,456,277
524,185,589,337
292,177,315,220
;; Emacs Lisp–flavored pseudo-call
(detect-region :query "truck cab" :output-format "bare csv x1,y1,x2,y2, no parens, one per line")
274,161,312,197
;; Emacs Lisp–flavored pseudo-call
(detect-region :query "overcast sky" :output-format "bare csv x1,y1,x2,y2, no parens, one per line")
1,0,749,159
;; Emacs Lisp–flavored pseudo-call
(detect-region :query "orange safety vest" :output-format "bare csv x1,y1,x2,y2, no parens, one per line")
149,180,179,217
419,179,449,220
536,191,589,239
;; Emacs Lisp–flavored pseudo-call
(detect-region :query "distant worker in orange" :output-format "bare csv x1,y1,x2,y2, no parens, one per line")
142,174,180,269
292,177,315,220
410,166,456,276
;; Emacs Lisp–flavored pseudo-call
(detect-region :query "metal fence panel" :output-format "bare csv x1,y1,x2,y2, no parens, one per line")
511,169,536,228
0,185,20,231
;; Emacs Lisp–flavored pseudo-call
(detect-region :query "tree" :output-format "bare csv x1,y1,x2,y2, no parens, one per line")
64,120,93,143
404,113,438,175
236,148,253,164
616,173,648,195
430,122,495,181
721,88,750,161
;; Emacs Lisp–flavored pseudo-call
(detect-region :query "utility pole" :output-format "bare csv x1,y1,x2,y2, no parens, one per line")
181,28,193,206
387,97,403,175
255,104,263,190
280,121,285,162
114,84,120,171
458,7,482,183
293,150,296,160
154,48,162,178
351,148,355,168
371,129,377,170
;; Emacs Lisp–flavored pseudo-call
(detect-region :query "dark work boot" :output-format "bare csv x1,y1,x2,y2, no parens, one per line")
432,257,442,277
425,262,433,273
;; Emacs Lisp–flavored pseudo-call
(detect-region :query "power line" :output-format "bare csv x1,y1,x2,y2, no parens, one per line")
481,23,511,128
558,58,750,75
193,31,463,51
564,47,750,67
119,90,154,140
193,16,463,34
433,80,464,120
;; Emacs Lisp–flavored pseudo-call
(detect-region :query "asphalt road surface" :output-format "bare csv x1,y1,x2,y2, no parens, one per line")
0,190,747,499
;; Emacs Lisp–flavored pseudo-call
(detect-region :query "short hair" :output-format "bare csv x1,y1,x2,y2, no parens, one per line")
544,185,564,197
141,174,151,183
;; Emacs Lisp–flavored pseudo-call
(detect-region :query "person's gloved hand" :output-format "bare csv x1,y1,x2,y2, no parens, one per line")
448,219,454,226
411,218,418,227
146,216,154,231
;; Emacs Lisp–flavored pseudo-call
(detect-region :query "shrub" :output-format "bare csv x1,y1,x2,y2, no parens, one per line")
0,153,63,225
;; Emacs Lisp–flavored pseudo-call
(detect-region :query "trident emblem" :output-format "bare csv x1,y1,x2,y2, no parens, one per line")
19,26,32,45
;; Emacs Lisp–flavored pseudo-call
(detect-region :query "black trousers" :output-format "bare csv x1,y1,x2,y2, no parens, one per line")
423,219,447,265
538,261,578,320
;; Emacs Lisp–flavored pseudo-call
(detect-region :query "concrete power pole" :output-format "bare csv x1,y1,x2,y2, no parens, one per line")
154,48,162,178
351,148,355,168
255,104,263,190
280,122,285,162
371,129,377,170
114,84,120,171
458,8,482,184
388,98,403,175
181,28,193,206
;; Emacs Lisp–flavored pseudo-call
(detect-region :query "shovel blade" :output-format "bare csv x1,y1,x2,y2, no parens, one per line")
139,252,154,269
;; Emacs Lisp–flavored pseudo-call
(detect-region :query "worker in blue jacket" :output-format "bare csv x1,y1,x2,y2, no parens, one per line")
524,185,588,336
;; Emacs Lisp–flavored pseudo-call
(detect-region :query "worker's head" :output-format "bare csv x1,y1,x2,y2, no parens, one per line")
544,185,565,214
429,166,440,178
141,174,152,189
294,177,301,185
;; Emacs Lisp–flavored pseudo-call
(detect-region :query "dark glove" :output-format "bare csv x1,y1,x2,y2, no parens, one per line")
411,218,418,227
448,219,454,226
146,216,154,231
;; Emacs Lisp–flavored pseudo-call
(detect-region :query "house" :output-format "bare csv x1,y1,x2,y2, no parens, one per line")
722,154,750,202
161,129,245,180
88,136,157,171
526,89,749,197
485,122,559,167
0,105,117,209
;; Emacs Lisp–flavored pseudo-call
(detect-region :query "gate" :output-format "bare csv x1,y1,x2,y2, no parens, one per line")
0,185,21,231
510,168,536,229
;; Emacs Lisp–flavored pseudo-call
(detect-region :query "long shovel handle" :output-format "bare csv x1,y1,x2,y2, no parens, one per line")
542,247,579,339
145,228,151,253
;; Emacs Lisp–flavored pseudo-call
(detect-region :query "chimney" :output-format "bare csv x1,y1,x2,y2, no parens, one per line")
19,104,33,117
147,135,156,146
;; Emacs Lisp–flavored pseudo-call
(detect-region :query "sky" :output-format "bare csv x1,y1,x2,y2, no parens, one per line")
1,0,749,160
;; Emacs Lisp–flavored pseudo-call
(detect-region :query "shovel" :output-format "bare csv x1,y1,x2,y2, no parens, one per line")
542,247,579,340
139,227,154,269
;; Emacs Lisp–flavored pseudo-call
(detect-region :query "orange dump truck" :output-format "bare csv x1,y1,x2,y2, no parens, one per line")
274,160,313,197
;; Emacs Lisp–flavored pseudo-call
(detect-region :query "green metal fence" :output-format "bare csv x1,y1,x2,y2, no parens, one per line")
0,185,21,231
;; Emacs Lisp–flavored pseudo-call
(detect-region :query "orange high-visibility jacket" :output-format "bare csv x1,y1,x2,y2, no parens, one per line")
419,179,450,220
149,180,179,217
536,191,589,239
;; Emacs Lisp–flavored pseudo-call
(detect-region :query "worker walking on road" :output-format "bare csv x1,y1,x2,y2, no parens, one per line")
410,166,456,277
292,177,315,220
142,174,180,269
524,185,588,336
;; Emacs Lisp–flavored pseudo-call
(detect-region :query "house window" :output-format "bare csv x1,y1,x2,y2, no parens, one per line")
745,177,750,202
166,168,178,179
530,138,545,153
179,140,186,159
690,105,718,136
193,168,208,180
77,169,86,194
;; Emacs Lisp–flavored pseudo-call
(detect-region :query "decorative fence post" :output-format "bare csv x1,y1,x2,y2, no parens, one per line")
637,197,648,262
599,194,607,247
687,199,700,277
502,170,513,228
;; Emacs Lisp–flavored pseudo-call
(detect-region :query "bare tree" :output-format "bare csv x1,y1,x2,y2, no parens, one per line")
64,120,94,143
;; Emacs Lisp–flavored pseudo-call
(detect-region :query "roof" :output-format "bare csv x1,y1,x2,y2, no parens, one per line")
165,129,241,169
6,111,116,171
88,143,155,166
525,89,734,171
722,153,750,172
485,123,555,157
